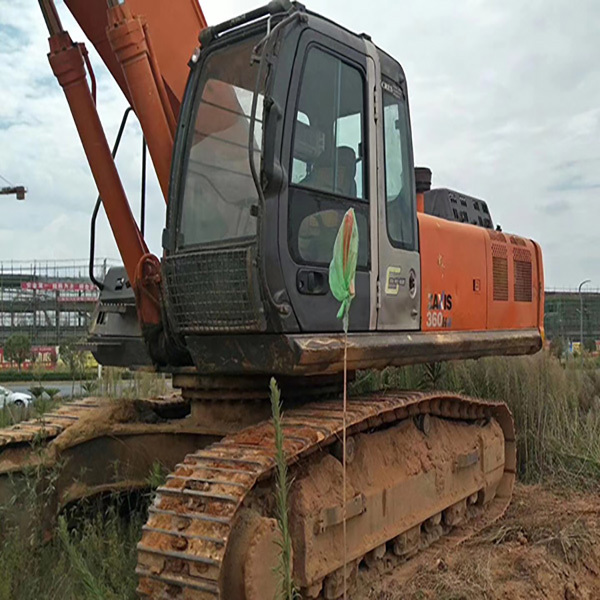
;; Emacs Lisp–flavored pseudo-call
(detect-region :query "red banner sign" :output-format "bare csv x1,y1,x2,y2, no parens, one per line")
21,281,97,292
57,296,97,303
0,346,58,370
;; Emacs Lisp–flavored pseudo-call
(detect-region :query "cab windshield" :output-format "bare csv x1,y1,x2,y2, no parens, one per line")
178,35,264,247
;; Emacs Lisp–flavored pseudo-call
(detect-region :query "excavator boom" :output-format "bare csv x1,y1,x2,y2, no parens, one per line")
37,0,208,334
64,0,206,117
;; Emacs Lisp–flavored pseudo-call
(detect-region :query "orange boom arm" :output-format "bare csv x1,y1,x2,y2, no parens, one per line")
38,0,208,328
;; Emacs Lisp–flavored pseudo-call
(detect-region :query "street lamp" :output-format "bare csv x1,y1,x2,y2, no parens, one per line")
0,186,26,200
578,279,591,352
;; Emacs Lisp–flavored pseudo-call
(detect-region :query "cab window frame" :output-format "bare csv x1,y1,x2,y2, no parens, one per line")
381,82,417,253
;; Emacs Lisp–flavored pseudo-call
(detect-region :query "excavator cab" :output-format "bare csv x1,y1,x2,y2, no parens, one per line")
83,1,541,377
163,3,424,373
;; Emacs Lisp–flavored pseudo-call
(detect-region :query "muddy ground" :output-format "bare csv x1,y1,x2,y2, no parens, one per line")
354,484,600,600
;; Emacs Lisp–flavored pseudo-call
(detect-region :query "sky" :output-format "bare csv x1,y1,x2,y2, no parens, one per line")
0,0,598,289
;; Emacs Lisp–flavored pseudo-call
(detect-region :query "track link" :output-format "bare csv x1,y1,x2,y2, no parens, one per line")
136,391,516,599
0,398,105,458
0,395,188,464
0,394,200,521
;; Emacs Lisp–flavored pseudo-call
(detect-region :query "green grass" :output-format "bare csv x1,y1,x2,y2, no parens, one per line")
0,369,98,383
0,397,61,428
352,352,600,487
0,500,145,600
1,352,599,598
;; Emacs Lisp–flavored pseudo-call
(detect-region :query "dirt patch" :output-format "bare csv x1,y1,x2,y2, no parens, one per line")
355,484,600,599
48,398,138,455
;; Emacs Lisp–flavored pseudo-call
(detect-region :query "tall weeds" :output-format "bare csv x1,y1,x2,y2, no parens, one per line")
0,500,143,600
269,378,298,600
353,352,600,487
1,354,598,599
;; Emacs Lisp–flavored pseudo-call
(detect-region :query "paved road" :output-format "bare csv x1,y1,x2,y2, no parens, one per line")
2,378,171,400
4,380,95,399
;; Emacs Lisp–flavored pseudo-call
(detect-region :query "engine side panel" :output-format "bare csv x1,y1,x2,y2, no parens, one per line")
485,229,544,331
419,213,488,331
419,213,543,333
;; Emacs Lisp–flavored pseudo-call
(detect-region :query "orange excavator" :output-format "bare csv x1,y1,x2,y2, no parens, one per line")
0,1,543,597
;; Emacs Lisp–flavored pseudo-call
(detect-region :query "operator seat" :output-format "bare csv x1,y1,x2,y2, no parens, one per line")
301,146,357,198
296,146,359,263
335,146,357,197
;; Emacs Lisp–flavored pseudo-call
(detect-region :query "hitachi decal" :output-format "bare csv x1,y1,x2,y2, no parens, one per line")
385,267,406,296
427,291,453,311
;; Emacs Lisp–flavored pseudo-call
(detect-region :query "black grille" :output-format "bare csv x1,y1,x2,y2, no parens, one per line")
163,244,264,334
493,257,509,301
514,261,532,302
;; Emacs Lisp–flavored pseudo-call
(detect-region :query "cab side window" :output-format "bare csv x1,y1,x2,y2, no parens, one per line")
383,89,416,251
289,47,369,267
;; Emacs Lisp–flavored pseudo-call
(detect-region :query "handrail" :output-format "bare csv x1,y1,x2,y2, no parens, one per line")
88,107,133,290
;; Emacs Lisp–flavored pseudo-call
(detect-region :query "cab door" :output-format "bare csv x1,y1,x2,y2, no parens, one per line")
277,31,372,332
375,78,421,330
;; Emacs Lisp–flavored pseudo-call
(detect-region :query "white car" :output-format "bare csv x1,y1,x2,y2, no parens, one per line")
0,385,33,407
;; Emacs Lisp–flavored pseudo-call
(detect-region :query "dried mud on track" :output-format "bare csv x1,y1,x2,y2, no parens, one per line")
355,484,600,600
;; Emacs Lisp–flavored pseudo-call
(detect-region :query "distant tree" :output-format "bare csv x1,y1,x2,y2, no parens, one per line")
44,387,61,401
59,340,86,398
583,337,596,353
4,334,32,372
28,386,45,400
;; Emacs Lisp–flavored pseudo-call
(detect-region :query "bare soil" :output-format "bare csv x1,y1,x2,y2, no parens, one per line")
355,484,600,600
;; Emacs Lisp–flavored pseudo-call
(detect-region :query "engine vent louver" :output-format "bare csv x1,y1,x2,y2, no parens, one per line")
488,230,507,243
513,248,532,302
492,243,509,301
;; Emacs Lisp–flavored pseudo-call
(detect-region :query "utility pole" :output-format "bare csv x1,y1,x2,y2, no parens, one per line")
578,279,591,354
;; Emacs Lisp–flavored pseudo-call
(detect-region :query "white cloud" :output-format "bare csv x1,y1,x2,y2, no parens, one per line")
0,0,598,288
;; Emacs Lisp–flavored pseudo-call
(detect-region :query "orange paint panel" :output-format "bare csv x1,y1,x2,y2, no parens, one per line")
419,214,488,331
65,0,206,113
419,215,544,334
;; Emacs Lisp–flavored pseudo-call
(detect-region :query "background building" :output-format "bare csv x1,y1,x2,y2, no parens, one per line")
0,259,116,348
544,288,600,349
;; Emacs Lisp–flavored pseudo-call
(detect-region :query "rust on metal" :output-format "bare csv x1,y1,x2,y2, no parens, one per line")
136,391,516,599
185,328,542,376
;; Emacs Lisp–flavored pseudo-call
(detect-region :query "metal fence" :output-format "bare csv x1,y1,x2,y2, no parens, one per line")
544,289,600,345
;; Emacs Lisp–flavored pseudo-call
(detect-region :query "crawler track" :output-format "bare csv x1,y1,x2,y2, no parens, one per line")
0,398,106,451
0,395,216,518
136,391,516,599
0,395,189,456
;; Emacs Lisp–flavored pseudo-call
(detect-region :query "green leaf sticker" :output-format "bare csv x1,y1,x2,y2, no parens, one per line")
328,208,359,332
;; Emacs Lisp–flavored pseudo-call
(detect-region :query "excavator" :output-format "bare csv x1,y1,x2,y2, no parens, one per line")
0,1,544,598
